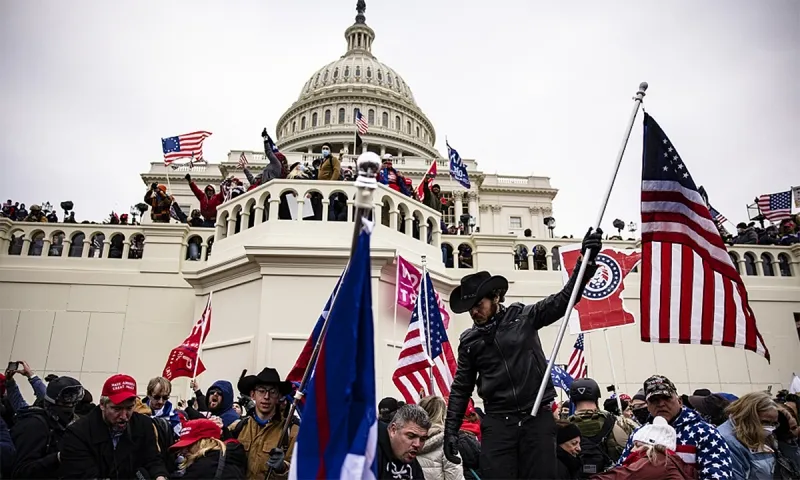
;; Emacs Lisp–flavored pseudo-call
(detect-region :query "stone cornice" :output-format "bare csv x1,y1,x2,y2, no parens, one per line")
478,185,558,199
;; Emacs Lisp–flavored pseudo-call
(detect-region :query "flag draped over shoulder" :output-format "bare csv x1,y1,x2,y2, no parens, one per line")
639,113,769,360
288,228,377,480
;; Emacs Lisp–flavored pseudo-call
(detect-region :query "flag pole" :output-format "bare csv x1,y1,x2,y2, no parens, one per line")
421,255,434,394
603,329,624,415
191,292,211,382
532,82,648,416
266,152,379,480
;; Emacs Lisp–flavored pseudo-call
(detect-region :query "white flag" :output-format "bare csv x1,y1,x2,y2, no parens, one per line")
792,186,800,209
790,374,800,394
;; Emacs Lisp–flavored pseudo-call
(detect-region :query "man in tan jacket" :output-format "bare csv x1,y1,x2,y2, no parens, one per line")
230,368,298,479
317,144,342,181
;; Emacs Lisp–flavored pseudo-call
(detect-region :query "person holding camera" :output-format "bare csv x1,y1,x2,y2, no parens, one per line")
144,183,173,223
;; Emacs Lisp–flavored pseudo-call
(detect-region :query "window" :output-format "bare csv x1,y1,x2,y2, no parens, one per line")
292,121,296,133
366,67,372,79
743,252,757,276
510,216,522,229
406,121,411,134
300,116,306,130
338,108,345,124
344,66,350,78
387,73,393,85
355,66,361,77
368,109,375,125
312,112,318,127
395,116,401,131
324,109,331,125
333,68,339,79
377,70,383,81
323,70,328,82
353,108,360,122
382,112,388,127
416,126,420,137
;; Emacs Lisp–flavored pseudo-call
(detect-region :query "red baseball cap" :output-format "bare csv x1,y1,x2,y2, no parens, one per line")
170,419,222,450
101,374,137,405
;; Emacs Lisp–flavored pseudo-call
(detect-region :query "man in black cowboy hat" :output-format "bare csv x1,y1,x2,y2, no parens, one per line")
230,367,297,478
443,229,603,479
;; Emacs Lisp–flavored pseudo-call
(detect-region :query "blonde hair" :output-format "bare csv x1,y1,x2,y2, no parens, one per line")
725,392,777,450
147,377,172,397
418,396,447,427
634,441,669,465
179,437,227,470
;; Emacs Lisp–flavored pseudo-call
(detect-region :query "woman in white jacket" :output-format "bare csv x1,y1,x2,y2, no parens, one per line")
418,396,465,480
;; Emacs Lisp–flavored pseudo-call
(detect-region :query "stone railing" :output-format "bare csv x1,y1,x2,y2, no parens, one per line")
211,179,444,247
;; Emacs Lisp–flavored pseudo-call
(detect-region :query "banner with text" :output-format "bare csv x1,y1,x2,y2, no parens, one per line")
396,255,451,328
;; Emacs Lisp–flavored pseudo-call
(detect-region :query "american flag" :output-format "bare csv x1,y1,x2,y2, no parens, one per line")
640,113,769,359
757,191,792,222
393,271,457,404
161,131,212,165
566,334,586,379
238,151,248,168
708,205,727,225
355,110,369,135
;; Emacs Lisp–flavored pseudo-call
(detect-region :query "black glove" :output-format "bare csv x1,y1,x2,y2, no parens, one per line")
261,128,268,139
267,447,287,474
581,227,603,264
443,432,461,465
150,182,157,190
184,173,191,182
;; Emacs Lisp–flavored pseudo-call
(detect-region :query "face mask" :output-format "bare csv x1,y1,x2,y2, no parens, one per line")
764,425,776,435
322,150,330,157
633,407,650,424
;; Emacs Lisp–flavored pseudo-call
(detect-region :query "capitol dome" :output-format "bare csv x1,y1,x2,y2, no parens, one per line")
275,3,439,159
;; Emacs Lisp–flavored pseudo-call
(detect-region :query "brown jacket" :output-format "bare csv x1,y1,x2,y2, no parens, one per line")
318,155,342,180
590,450,695,480
234,415,298,479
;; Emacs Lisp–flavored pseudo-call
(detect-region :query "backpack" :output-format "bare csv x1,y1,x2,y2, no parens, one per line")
577,413,616,478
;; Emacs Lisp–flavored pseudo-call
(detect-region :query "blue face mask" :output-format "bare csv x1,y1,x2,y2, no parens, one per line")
322,150,330,157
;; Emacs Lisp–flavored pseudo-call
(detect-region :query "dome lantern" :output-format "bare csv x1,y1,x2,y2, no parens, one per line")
345,1,375,56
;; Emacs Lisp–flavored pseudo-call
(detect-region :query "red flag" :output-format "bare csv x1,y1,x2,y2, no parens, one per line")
416,161,437,200
163,294,212,381
559,244,641,334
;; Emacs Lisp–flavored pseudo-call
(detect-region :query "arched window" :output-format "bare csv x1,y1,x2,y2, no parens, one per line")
366,67,372,79
395,116,401,131
416,126,420,137
323,69,329,82
344,66,350,78
387,72,393,85
377,70,383,82
89,233,105,258
28,232,45,256
312,112,318,127
406,121,412,134
50,231,65,257
743,252,757,276
69,232,85,257
355,66,361,77
338,108,345,124
729,252,741,274
292,121,296,133
778,253,793,276
300,116,306,130
551,246,562,271
441,243,454,268
533,245,548,271
333,68,339,79
382,112,388,127
458,243,473,268
514,245,529,270
324,109,331,125
761,253,775,276
368,109,375,125
353,108,360,122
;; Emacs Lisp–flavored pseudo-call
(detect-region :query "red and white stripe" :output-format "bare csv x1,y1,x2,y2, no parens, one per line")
164,131,212,164
238,151,248,168
355,112,369,135
674,444,697,464
640,179,769,359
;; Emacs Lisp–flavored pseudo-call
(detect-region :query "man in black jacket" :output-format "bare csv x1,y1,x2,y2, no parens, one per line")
11,376,84,478
59,374,168,480
443,229,602,479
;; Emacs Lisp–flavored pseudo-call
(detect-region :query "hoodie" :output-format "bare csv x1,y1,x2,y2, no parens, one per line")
416,425,464,480
189,182,225,221
207,380,239,428
377,421,425,479
618,407,732,480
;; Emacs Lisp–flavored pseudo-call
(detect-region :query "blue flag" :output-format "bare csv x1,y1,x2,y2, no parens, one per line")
447,141,470,189
288,228,377,479
550,363,574,391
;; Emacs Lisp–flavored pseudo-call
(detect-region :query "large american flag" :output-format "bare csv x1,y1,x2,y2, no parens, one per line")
566,334,587,379
393,271,456,404
640,113,769,359
757,191,792,222
161,131,212,165
355,110,369,135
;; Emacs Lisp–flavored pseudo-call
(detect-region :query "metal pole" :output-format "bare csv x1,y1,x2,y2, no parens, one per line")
266,152,379,479
532,82,647,416
603,329,624,416
421,255,433,394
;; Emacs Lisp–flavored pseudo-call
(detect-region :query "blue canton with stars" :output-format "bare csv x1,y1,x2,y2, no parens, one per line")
642,113,699,192
161,136,181,155
768,191,791,211
412,273,448,358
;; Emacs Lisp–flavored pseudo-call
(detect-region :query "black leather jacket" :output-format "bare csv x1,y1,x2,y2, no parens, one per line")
445,262,596,435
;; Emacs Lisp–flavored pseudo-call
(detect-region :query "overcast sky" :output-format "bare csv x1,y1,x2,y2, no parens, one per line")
1,0,797,236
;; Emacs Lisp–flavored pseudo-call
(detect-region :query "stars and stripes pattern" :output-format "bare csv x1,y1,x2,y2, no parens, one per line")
161,131,212,165
392,271,457,404
355,110,369,135
757,191,792,222
566,334,586,379
639,113,769,359
238,151,248,168
708,206,727,225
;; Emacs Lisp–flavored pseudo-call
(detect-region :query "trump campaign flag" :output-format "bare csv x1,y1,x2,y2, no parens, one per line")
288,227,377,479
447,141,470,189
396,255,451,328
163,294,212,380
559,244,641,334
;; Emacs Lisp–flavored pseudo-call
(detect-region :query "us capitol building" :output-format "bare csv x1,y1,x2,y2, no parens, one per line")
1,3,798,403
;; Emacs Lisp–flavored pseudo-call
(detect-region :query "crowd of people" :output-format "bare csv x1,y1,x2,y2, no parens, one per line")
729,219,800,247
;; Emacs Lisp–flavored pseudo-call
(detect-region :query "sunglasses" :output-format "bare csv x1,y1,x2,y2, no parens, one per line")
150,395,170,401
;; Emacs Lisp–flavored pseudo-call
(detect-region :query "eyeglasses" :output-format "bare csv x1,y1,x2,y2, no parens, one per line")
151,395,170,401
254,387,280,397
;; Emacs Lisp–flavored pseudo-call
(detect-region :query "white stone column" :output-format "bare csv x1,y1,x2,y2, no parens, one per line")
61,240,71,258
389,210,399,230
102,240,111,259
269,199,281,220
81,241,90,258
254,206,264,225
21,238,31,256
122,241,131,259
468,192,478,230
453,191,464,228
200,242,208,261
404,216,414,237
529,206,539,236
491,205,502,234
478,204,490,234
419,221,428,244
241,211,251,230
373,202,383,226
42,239,52,257
215,221,225,240
322,199,330,221
541,207,553,238
347,200,355,222
226,216,236,237
296,198,305,221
